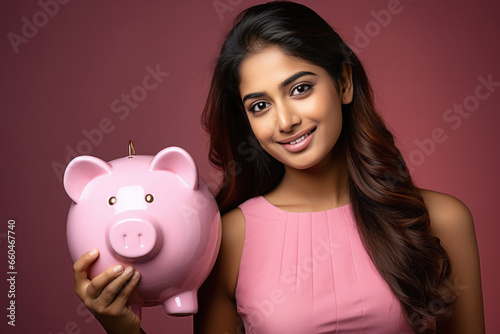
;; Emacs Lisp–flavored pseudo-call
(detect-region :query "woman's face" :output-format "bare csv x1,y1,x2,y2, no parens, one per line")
239,46,352,170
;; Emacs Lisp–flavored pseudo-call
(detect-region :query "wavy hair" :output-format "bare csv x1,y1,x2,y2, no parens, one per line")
201,2,453,332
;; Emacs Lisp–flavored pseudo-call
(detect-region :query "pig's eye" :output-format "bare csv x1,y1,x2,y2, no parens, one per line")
108,196,117,205
145,194,154,203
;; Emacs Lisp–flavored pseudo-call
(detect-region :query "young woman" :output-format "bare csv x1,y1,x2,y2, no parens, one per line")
72,2,484,333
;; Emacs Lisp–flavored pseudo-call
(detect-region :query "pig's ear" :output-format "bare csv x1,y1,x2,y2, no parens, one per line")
150,147,199,190
64,156,112,203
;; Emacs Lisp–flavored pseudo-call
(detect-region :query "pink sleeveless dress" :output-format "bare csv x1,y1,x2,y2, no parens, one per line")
235,196,414,333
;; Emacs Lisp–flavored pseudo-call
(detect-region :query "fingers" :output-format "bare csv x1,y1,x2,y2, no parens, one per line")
113,270,141,309
73,249,138,307
72,249,142,332
73,249,100,298
73,249,99,284
87,265,135,302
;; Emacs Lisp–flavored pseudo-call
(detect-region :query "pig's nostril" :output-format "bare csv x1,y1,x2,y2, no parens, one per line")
109,220,159,259
121,233,145,249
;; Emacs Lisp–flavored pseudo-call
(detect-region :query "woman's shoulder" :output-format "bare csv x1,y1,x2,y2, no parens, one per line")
194,207,246,332
214,207,246,296
417,191,484,332
220,194,269,247
418,188,474,236
220,207,246,244
419,188,473,220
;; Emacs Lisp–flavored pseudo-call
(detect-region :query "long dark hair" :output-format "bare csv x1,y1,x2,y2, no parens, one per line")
202,2,453,332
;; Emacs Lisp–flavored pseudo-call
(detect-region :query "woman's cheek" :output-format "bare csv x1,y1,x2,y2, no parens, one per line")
250,119,274,142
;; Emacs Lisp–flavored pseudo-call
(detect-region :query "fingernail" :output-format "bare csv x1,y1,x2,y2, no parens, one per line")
88,249,98,256
113,265,124,273
132,271,140,280
123,266,134,275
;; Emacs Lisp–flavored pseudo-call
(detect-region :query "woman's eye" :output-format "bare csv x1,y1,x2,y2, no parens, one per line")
249,101,270,113
291,84,312,96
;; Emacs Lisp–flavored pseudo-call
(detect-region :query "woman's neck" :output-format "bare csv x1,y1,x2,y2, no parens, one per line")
265,146,350,212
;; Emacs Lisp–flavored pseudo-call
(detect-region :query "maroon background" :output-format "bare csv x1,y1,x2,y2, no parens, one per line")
1,0,499,333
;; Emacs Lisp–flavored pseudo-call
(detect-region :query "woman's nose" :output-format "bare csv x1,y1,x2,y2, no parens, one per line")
276,104,301,132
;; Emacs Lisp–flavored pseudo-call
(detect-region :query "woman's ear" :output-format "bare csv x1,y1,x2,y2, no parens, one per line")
339,63,353,105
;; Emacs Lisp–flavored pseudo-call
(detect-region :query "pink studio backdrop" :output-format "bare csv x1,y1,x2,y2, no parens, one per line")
1,0,499,333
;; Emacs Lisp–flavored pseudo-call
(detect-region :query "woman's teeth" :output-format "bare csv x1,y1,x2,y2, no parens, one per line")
289,132,309,145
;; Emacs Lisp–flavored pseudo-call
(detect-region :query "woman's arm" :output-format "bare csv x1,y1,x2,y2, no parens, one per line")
194,208,246,334
420,189,485,333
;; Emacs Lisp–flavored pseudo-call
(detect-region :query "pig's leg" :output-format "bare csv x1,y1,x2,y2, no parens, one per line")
163,290,198,315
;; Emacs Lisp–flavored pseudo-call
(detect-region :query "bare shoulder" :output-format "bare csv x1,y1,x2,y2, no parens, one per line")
418,188,485,333
203,206,246,299
194,208,246,333
418,188,474,237
221,208,246,250
218,207,246,297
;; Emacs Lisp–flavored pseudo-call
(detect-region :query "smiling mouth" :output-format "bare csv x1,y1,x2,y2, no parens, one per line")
284,127,316,145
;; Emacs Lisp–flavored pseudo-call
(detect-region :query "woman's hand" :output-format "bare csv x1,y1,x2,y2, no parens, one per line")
73,249,143,334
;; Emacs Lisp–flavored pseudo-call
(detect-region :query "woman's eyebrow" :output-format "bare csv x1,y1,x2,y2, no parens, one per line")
280,71,316,88
242,71,317,103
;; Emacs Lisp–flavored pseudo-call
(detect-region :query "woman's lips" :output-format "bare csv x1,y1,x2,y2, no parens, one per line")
279,127,316,153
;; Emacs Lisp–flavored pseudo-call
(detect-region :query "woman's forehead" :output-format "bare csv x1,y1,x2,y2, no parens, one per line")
239,47,321,94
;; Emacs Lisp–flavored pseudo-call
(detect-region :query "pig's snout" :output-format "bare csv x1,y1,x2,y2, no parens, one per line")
108,219,162,259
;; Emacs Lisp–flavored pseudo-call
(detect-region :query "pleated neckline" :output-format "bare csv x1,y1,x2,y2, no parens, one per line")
258,195,352,214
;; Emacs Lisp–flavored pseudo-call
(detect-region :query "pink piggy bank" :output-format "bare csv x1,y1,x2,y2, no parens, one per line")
63,142,221,317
